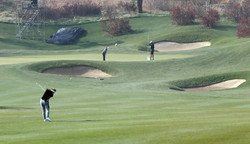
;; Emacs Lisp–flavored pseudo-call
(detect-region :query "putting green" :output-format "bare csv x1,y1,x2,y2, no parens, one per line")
0,53,192,65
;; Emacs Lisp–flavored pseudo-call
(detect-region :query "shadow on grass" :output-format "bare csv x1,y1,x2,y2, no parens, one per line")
130,30,145,35
0,106,34,110
214,25,236,31
0,38,40,49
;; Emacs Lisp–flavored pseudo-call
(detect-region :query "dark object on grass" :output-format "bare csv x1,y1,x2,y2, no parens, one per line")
47,27,87,45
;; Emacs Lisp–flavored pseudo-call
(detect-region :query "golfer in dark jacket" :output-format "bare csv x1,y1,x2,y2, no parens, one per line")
148,41,155,60
102,47,109,61
40,88,56,122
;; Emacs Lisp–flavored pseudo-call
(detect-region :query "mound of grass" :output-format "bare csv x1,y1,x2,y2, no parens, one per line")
26,60,117,76
170,71,250,89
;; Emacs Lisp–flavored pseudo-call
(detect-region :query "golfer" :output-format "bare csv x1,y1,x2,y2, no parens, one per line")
148,41,155,60
40,88,56,122
102,47,109,61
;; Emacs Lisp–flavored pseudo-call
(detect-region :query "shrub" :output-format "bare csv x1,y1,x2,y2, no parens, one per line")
101,20,108,32
101,15,132,36
242,0,250,18
201,9,220,28
170,5,196,25
225,0,250,23
0,0,14,12
225,2,242,22
72,2,101,16
102,5,119,17
45,7,60,20
45,1,101,20
155,0,171,11
237,17,250,38
117,1,137,13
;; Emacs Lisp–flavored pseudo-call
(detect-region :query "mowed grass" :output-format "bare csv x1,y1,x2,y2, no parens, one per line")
0,15,250,144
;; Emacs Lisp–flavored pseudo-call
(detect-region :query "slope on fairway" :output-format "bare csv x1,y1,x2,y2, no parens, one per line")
43,66,112,78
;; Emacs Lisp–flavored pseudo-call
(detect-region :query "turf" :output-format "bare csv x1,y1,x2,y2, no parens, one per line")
0,15,250,144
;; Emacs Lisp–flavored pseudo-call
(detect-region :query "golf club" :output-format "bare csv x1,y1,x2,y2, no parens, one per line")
36,82,45,91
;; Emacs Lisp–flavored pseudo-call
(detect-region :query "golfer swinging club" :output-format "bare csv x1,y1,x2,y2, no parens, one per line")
148,41,155,60
40,88,56,122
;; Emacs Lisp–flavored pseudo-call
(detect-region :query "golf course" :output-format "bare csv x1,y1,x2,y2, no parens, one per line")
1,7,250,144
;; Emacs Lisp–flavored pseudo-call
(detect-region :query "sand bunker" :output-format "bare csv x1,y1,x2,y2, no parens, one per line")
43,66,112,78
184,79,246,91
155,41,211,52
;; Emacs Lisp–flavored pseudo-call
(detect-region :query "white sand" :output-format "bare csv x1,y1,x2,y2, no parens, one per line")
185,79,246,91
155,41,211,52
43,66,112,78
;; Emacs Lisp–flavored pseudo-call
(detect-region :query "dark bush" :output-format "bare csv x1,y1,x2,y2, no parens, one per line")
45,7,58,20
117,1,137,13
201,9,220,28
156,0,171,11
73,3,102,16
225,2,242,22
101,15,132,36
102,6,118,17
237,17,250,38
101,20,108,32
0,0,14,11
225,0,250,23
170,5,196,25
242,0,250,18
45,1,101,20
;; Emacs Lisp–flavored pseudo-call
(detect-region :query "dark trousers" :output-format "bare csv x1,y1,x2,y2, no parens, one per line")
103,53,106,61
150,50,154,60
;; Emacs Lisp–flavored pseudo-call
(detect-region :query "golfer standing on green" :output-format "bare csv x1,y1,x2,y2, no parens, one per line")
102,47,109,61
40,88,56,122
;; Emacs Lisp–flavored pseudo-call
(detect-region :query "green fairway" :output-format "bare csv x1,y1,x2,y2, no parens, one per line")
0,15,250,144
